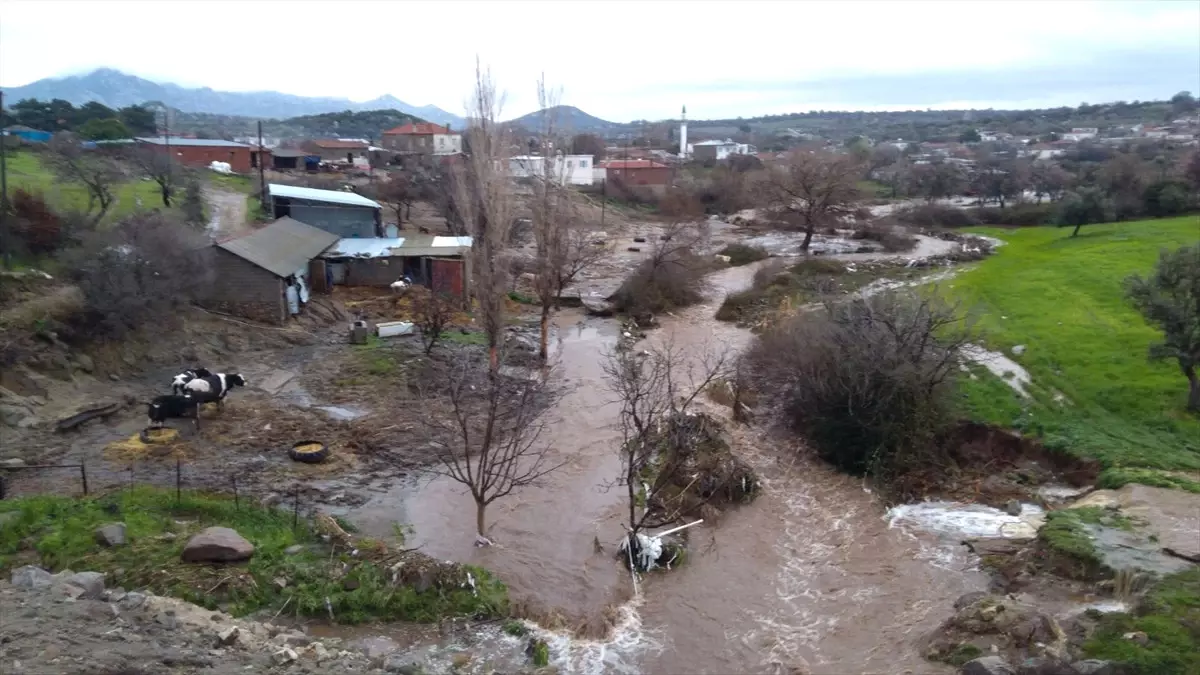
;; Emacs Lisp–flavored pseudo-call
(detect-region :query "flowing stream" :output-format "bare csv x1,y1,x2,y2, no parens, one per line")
339,234,991,673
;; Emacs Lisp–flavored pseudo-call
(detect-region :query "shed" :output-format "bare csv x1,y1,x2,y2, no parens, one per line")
268,183,383,239
321,234,472,300
2,125,52,143
269,148,312,171
206,217,339,324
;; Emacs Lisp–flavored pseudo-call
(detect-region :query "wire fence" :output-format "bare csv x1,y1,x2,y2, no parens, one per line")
0,459,317,530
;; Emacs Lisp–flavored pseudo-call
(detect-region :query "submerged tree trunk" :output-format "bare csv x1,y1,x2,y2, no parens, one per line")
476,501,488,539
800,224,815,252
539,303,551,363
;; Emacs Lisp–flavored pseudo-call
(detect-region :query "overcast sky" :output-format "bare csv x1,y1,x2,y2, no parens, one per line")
2,0,1198,121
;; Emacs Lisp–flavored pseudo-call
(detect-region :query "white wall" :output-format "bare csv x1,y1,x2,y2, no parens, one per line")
509,155,594,185
433,133,462,155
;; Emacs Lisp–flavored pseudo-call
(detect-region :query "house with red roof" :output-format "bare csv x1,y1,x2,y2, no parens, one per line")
599,159,673,197
381,121,462,156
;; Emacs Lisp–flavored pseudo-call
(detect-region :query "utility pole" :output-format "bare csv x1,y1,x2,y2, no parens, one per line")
257,120,267,215
1,89,10,269
162,104,171,206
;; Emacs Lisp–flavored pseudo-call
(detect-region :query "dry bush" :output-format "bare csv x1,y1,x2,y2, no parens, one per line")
610,223,711,318
57,212,212,340
717,242,769,266
744,290,973,483
716,258,845,324
409,287,456,355
894,203,980,229
851,218,919,253
10,189,65,256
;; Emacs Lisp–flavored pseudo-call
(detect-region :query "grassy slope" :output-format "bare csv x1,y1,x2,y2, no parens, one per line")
1084,567,1200,675
6,151,165,223
951,218,1200,487
0,488,506,624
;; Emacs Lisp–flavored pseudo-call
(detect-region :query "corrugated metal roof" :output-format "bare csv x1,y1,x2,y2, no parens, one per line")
323,238,405,258
136,136,250,148
269,149,309,158
322,235,473,259
268,184,381,209
217,217,339,278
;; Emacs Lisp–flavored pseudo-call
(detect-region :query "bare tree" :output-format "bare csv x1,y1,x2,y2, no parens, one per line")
602,338,731,535
127,145,176,207
374,171,418,226
45,133,126,225
448,60,515,372
410,286,455,355
907,160,965,204
1029,161,1073,203
551,226,607,307
530,74,567,362
418,351,565,544
757,149,864,252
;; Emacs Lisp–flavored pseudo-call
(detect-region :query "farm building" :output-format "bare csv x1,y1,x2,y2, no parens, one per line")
135,137,255,173
268,183,383,239
321,235,472,300
2,125,51,143
205,217,339,324
268,148,318,171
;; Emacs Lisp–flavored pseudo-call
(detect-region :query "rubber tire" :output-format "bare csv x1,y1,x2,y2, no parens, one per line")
288,441,330,464
139,427,178,444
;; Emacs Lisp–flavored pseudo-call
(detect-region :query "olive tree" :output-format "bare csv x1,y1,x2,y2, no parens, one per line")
1125,244,1200,412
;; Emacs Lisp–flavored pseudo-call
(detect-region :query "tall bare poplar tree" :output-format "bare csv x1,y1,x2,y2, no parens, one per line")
450,60,514,373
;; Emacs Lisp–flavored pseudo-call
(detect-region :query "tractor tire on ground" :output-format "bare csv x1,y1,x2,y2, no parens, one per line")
288,441,329,464
139,427,180,444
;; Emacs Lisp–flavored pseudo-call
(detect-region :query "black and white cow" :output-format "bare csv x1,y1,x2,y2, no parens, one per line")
183,373,247,410
148,394,201,430
170,368,213,395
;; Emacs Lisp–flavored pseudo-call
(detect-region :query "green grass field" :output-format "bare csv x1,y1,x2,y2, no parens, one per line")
6,150,166,223
951,217,1200,488
0,488,507,624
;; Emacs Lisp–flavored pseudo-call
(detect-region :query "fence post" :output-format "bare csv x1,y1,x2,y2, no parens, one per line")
232,475,239,510
128,465,134,493
292,491,299,531
175,459,182,504
80,461,88,496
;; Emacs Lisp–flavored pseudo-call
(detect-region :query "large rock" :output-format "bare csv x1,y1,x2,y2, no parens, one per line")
0,402,35,428
62,571,106,599
1015,657,1077,675
181,527,255,563
11,565,54,589
95,522,127,547
1070,661,1121,675
962,656,1017,675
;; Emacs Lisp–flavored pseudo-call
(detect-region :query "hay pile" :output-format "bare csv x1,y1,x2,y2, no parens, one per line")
643,412,760,521
103,428,190,461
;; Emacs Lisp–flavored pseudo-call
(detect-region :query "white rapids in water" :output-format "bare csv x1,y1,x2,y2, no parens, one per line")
887,501,1047,540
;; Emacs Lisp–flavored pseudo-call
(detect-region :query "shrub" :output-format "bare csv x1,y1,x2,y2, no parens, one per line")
894,204,980,228
1142,180,1194,218
611,225,711,317
975,202,1059,226
744,291,972,483
718,243,769,266
851,219,918,252
57,212,212,339
10,188,64,256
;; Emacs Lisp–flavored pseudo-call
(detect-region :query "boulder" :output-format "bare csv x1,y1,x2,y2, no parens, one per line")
273,648,298,665
62,571,106,599
181,527,255,563
11,565,54,589
1011,345,1026,356
118,591,146,610
95,523,127,547
0,457,27,468
0,402,35,428
74,353,95,373
1015,657,1077,675
962,656,1017,675
383,655,423,673
1004,500,1023,516
359,636,400,660
216,626,241,647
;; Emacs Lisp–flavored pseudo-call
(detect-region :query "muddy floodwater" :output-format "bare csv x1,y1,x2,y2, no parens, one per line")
339,234,987,674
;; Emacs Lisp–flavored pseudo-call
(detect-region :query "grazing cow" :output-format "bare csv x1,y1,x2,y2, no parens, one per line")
171,368,213,395
148,394,201,430
183,373,247,410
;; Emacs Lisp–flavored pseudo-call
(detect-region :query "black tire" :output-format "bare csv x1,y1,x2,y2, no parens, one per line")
288,441,329,464
140,427,177,444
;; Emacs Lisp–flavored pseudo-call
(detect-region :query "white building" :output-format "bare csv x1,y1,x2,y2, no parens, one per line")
687,139,756,161
509,154,595,185
1062,127,1099,142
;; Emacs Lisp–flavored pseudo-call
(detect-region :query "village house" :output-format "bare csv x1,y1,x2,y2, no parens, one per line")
303,139,371,165
134,137,254,172
268,183,383,239
320,235,472,301
1062,128,1099,142
688,139,756,162
508,154,595,185
381,122,462,156
205,217,339,324
599,159,672,197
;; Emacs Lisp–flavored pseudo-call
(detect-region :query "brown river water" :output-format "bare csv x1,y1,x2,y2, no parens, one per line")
339,236,991,674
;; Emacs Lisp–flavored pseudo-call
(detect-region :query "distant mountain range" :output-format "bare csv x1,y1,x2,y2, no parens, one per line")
508,105,619,133
1,68,466,128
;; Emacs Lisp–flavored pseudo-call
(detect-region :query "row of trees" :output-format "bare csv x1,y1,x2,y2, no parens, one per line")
3,98,158,139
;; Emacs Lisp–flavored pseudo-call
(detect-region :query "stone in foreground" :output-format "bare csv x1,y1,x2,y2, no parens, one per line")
961,656,1016,675
181,527,255,563
95,522,127,547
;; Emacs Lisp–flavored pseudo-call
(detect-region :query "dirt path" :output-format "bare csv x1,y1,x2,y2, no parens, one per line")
204,187,250,239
